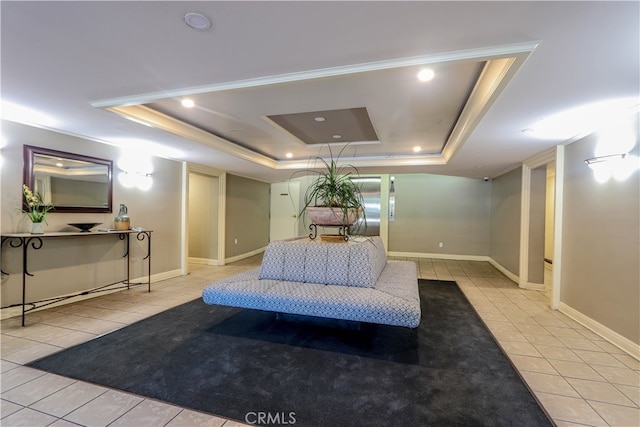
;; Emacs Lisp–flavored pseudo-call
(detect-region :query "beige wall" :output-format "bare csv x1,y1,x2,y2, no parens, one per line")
1,120,182,306
560,114,639,345
489,167,522,276
4,116,638,348
388,174,491,255
188,173,219,260
224,174,270,258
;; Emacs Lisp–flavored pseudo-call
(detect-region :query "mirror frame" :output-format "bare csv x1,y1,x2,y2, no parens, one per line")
23,145,113,213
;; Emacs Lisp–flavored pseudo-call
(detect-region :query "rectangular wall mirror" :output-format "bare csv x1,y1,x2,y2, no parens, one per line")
23,145,113,213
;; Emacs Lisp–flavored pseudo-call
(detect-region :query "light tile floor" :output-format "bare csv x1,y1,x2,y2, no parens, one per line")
1,255,638,426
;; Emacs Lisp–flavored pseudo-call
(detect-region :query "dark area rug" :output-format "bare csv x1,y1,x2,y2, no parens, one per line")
29,280,552,427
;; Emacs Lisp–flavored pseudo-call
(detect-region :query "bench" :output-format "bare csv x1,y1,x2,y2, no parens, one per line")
202,236,421,328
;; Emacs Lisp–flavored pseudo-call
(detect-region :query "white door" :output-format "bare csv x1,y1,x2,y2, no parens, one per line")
270,181,300,242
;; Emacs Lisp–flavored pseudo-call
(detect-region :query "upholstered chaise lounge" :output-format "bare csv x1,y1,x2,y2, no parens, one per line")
202,236,421,328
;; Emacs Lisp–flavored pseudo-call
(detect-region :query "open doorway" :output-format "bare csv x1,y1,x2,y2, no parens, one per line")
188,172,220,265
527,164,555,296
543,163,556,300
520,147,563,309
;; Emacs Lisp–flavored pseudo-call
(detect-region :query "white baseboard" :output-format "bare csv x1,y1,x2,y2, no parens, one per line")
225,246,266,264
188,257,221,266
149,269,183,283
385,252,640,361
390,254,539,290
485,259,545,292
522,282,545,291
486,259,545,290
128,269,182,285
559,302,640,361
487,258,519,284
387,252,523,286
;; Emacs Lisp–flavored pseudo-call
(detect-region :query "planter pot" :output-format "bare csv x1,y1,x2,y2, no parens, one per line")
320,234,348,243
30,222,45,234
306,207,362,226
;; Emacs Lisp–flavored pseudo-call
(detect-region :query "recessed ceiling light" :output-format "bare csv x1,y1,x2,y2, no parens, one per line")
285,152,293,158
413,146,422,153
314,117,326,122
417,68,435,82
184,12,212,31
181,99,195,108
332,134,342,139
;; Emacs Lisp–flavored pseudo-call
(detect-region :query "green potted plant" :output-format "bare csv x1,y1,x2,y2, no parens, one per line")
292,146,366,238
21,184,54,234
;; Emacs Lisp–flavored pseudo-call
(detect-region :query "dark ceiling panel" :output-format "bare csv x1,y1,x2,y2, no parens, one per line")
267,107,379,145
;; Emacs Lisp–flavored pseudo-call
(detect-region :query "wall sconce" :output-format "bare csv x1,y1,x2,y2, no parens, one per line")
117,155,153,190
584,153,627,168
118,170,153,191
585,153,638,183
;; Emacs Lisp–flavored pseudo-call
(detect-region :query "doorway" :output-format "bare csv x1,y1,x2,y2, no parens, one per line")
188,172,220,265
520,147,563,309
270,181,300,241
527,164,555,293
543,163,556,300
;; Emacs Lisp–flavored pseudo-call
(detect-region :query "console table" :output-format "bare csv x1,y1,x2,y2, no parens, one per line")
1,229,152,326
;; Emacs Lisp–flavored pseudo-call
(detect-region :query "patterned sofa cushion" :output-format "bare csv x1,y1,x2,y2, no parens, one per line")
259,236,387,288
202,260,420,328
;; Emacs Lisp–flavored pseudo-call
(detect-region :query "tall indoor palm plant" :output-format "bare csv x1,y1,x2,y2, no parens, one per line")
292,145,366,232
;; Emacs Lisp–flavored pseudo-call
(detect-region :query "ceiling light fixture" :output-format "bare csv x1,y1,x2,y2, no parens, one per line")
413,146,422,153
332,134,342,139
417,68,435,82
314,117,326,122
285,152,293,158
184,12,212,31
181,99,195,108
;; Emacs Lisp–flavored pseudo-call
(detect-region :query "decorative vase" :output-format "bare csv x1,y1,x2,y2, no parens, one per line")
306,207,362,226
30,222,44,234
114,203,130,231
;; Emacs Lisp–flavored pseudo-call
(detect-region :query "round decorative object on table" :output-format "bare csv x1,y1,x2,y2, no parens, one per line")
68,222,101,232
30,222,45,234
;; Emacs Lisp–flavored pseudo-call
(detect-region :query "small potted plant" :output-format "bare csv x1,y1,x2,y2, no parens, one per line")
292,146,366,239
21,184,54,234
